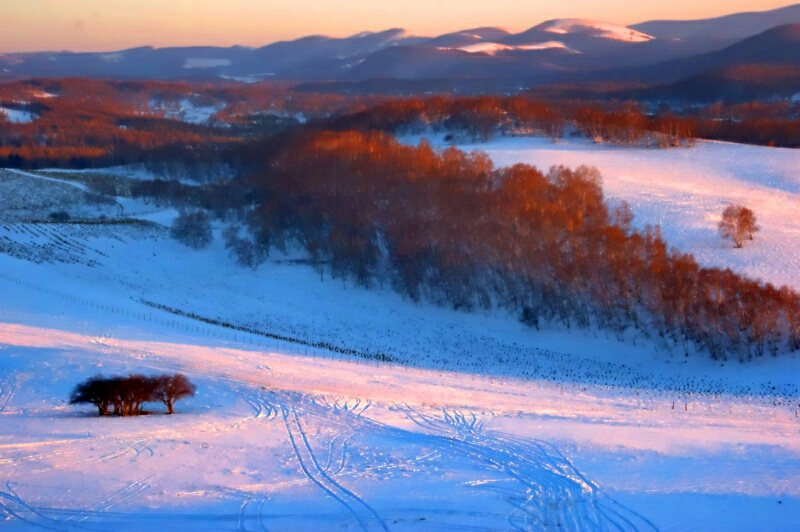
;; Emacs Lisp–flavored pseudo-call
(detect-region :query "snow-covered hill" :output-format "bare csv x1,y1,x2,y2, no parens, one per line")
1,138,799,530
5,4,800,86
414,135,800,291
0,107,36,123
454,41,571,55
532,19,654,42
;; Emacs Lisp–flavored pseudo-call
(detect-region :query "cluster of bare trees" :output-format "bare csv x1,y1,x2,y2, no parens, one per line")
237,130,799,360
328,96,800,149
0,78,363,169
69,373,196,416
326,97,695,147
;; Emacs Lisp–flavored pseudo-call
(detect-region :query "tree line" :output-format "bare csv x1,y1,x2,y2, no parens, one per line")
69,373,196,416
220,130,798,361
0,78,374,169
107,124,800,361
323,96,697,147
4,78,799,172
324,95,800,148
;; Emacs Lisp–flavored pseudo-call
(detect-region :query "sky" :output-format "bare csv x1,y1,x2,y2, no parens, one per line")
1,0,796,53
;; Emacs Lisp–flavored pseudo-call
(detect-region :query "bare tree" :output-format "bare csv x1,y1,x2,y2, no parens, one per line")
223,225,267,270
69,375,115,416
153,374,196,414
719,204,759,248
170,210,213,249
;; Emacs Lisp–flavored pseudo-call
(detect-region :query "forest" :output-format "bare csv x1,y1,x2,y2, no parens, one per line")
134,128,800,361
3,79,800,171
3,79,800,360
237,131,800,360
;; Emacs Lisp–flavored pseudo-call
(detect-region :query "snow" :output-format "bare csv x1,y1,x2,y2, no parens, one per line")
152,98,223,125
0,107,36,123
537,19,655,42
456,42,514,54
183,58,232,69
1,152,800,530
29,91,56,100
174,99,220,124
456,41,570,54
517,41,571,51
413,135,800,291
99,53,124,63
383,30,423,42
219,73,274,83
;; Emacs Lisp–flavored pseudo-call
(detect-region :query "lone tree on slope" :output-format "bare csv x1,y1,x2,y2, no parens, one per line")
719,204,759,248
170,209,213,249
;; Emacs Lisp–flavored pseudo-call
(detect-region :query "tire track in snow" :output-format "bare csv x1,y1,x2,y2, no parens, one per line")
68,474,162,523
341,404,656,531
316,396,371,476
0,374,15,415
237,496,269,532
21,436,154,475
0,475,161,528
435,407,658,531
281,403,388,532
325,433,355,476
248,390,279,421
0,481,64,529
429,408,603,529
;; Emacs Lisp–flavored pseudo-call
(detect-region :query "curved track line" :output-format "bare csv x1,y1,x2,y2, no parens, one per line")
281,405,367,531
0,375,15,414
281,405,388,531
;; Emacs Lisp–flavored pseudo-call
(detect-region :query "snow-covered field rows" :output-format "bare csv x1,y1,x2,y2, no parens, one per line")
0,170,89,221
1,145,799,530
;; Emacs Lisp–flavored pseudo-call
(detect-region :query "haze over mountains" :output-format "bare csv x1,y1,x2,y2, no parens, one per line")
2,4,800,95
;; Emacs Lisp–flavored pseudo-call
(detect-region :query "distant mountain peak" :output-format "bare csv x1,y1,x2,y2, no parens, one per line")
347,28,423,42
532,19,655,42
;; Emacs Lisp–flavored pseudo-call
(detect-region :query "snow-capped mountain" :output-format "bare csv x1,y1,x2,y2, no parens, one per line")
632,2,800,46
525,19,654,42
1,4,799,92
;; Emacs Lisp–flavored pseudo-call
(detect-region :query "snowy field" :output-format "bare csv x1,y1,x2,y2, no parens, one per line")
1,141,800,531
0,107,36,124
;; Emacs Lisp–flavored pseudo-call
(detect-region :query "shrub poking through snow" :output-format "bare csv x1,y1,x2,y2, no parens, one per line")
69,373,196,416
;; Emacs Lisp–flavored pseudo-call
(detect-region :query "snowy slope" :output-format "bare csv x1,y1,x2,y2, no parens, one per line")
0,158,799,530
532,19,654,42
416,135,800,291
456,41,571,54
0,107,36,123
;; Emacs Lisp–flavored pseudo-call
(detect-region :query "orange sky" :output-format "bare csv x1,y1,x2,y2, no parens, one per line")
1,1,796,53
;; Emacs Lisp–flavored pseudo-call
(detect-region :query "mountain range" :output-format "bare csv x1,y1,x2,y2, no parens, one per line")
2,4,800,97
